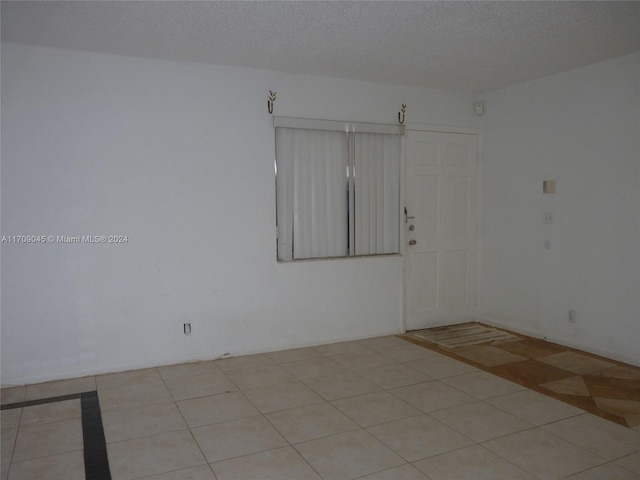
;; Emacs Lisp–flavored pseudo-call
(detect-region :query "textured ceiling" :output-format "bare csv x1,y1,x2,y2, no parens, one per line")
2,1,640,93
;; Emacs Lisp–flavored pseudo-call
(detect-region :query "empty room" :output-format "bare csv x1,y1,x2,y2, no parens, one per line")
1,1,640,479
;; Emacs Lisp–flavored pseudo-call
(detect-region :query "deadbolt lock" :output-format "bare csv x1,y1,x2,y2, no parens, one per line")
409,240,417,246
409,225,415,231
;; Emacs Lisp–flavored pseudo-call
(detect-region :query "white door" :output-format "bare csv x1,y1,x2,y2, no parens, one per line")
405,130,479,331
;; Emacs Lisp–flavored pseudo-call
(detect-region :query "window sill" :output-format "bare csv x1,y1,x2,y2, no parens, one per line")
277,253,401,264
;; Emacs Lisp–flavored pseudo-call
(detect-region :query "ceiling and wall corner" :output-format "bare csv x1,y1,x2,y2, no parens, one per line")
1,1,639,93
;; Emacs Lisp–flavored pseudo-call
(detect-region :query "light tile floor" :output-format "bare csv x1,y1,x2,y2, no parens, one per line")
2,335,640,479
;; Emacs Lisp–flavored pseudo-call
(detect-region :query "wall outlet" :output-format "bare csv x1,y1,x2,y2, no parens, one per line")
568,310,576,324
183,322,191,335
543,211,554,225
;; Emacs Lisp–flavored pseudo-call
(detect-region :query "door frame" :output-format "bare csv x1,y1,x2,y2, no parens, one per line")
401,123,482,333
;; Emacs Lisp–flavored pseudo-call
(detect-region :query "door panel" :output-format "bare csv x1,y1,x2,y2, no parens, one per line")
444,141,473,167
418,175,438,235
446,249,469,306
441,176,470,235
408,250,439,311
405,131,478,331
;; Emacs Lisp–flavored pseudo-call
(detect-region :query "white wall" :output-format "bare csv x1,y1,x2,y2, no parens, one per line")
0,43,478,385
478,53,640,366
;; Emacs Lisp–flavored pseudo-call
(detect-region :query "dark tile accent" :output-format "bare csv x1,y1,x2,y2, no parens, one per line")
0,392,83,410
583,375,640,401
489,359,575,387
81,391,111,480
0,390,111,479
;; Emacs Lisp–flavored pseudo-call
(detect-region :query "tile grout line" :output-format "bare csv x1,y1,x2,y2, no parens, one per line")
204,347,394,478
478,429,606,480
165,367,224,479
3,400,24,480
199,370,331,479
208,356,335,478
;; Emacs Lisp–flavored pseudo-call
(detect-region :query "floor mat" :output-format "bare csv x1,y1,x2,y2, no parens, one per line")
412,323,517,348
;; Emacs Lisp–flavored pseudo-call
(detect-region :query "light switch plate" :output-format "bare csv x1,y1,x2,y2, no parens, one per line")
543,180,556,194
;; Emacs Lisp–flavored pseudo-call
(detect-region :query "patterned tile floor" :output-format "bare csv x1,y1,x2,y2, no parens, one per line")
404,323,640,429
1,332,640,479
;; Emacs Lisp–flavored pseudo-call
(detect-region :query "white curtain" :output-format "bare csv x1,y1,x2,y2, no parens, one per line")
353,132,400,255
276,127,348,260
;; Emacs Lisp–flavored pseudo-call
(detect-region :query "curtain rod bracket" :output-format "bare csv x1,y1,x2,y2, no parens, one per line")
398,104,407,125
268,90,277,114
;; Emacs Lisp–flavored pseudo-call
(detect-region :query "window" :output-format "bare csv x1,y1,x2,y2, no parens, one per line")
275,117,403,261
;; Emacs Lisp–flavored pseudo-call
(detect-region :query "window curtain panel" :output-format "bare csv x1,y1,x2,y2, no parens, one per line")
276,128,348,260
353,133,400,255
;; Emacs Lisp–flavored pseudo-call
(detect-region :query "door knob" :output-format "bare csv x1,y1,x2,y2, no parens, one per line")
409,240,417,246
